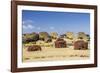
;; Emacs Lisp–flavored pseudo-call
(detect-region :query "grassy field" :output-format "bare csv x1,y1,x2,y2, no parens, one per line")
22,46,90,62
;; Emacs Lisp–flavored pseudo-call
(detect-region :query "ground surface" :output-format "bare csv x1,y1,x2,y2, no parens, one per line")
23,46,89,62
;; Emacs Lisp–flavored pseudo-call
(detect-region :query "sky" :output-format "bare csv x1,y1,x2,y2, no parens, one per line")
22,10,90,35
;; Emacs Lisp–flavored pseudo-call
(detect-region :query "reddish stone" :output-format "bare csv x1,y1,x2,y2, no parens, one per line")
27,45,41,51
55,38,67,48
74,40,88,50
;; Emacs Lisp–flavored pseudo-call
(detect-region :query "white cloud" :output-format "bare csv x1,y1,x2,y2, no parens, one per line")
22,20,34,25
22,20,35,29
23,24,35,29
22,21,25,25
37,27,41,30
27,24,35,29
23,25,27,29
50,26,55,30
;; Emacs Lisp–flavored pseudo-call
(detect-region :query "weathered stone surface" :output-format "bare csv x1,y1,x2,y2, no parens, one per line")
27,45,42,51
55,38,67,48
74,40,88,50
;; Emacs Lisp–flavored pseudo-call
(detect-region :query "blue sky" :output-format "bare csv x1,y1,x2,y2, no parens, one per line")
22,10,90,35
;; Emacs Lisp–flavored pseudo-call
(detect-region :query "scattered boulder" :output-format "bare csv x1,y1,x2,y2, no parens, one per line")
27,45,42,51
22,32,39,43
55,38,67,48
50,32,58,39
44,36,52,43
74,40,88,50
39,32,49,41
